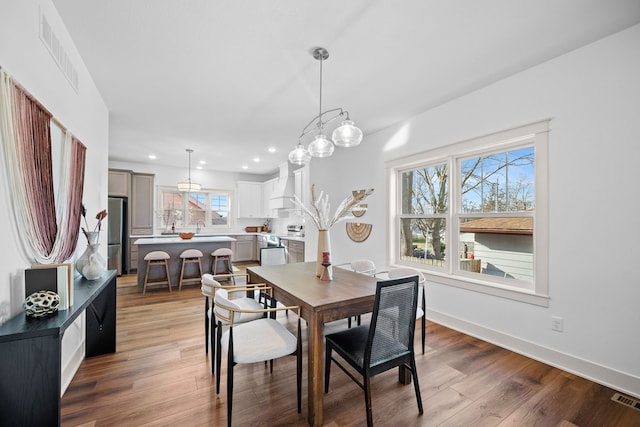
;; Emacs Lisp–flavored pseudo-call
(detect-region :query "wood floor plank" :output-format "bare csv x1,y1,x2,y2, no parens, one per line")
449,348,535,400
60,271,640,426
439,378,537,426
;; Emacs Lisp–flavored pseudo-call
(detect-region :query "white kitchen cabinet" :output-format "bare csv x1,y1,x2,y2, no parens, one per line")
131,173,155,235
237,181,263,218
293,166,309,217
262,178,278,218
232,235,256,261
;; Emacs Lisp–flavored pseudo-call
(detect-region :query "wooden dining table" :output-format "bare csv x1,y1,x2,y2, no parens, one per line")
247,261,379,427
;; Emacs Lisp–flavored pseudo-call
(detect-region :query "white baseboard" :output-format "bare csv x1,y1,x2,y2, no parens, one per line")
428,310,640,399
60,313,86,396
61,340,85,396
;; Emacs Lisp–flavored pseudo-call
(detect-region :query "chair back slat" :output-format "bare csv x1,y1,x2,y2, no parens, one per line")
351,259,376,275
365,276,419,368
213,288,242,324
388,267,425,284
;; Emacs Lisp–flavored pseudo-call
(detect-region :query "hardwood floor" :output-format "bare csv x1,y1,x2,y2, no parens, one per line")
61,270,640,426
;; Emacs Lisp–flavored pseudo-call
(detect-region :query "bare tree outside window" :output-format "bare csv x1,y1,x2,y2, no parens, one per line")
399,146,534,276
400,164,447,265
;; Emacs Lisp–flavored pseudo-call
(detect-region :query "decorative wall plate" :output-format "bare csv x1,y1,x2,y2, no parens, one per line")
346,222,372,242
352,204,367,218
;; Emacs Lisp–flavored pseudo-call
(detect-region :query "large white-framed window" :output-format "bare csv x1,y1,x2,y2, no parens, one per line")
386,121,549,306
156,186,232,232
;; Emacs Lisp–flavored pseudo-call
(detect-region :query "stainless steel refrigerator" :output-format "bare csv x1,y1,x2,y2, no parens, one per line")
108,197,127,275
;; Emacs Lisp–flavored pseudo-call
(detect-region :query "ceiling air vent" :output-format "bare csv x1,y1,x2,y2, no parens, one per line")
40,11,79,92
611,392,640,411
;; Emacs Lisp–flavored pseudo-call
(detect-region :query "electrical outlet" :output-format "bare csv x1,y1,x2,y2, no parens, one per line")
552,316,564,332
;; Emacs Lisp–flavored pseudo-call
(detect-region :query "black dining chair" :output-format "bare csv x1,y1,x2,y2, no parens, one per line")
386,267,427,354
324,276,423,426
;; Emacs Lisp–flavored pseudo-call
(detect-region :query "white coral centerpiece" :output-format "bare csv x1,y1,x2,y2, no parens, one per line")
292,185,374,277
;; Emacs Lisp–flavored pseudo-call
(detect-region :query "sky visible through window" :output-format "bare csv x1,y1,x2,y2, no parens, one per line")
461,146,535,213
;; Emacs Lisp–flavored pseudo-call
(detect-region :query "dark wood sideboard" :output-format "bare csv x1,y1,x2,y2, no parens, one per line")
0,270,117,426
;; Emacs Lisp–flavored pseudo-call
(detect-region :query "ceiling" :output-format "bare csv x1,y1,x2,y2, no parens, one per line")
52,0,640,175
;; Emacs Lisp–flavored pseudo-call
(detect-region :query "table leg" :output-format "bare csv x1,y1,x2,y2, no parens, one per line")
398,365,412,384
307,314,324,427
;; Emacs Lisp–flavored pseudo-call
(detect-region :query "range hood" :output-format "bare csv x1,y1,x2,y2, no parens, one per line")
269,163,295,209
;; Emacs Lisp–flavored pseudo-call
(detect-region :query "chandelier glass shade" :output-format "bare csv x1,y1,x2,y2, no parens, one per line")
288,142,312,165
332,120,363,147
177,149,201,192
289,47,363,165
308,134,335,157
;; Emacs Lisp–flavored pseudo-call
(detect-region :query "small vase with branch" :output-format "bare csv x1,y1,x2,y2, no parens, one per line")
292,185,373,277
77,204,108,280
81,204,107,244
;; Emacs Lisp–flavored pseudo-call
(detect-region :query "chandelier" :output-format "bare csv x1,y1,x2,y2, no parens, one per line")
288,47,363,165
177,149,201,192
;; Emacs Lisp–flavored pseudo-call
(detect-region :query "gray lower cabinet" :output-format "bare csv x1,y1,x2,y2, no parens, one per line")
232,235,256,262
288,240,304,263
282,239,304,263
129,237,139,273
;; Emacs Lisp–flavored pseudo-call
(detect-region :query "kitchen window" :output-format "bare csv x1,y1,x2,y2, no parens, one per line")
157,187,232,231
386,121,549,306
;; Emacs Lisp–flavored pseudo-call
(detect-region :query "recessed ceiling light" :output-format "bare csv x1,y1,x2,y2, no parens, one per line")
242,165,248,170
196,166,202,170
268,147,276,153
253,157,260,163
148,154,157,159
199,160,206,164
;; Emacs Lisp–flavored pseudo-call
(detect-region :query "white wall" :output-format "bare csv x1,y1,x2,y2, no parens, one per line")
0,0,109,391
310,25,640,397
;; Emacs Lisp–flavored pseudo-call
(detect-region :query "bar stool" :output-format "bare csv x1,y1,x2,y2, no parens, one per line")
143,251,171,294
211,248,233,276
179,249,204,290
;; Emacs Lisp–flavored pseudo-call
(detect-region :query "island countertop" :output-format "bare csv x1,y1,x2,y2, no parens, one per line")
133,236,235,289
134,236,236,245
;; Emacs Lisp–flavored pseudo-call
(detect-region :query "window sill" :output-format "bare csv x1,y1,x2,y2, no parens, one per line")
403,267,550,307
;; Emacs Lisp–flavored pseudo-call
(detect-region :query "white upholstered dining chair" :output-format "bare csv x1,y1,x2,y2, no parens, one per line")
201,273,263,372
214,286,302,427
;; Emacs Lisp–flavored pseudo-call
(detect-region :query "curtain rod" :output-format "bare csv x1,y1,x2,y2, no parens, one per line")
1,65,68,133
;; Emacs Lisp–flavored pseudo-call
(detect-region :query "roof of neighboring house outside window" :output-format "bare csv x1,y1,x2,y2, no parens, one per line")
460,217,533,235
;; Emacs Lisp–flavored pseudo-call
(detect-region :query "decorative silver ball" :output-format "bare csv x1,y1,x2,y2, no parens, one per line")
23,290,60,318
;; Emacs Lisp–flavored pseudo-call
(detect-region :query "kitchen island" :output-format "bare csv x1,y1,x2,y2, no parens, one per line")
133,236,236,289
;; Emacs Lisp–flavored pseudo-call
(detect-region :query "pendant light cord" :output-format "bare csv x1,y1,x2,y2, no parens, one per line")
187,149,193,187
318,56,323,131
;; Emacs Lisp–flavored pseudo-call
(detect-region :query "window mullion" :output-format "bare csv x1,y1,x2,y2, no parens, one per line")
450,155,459,275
